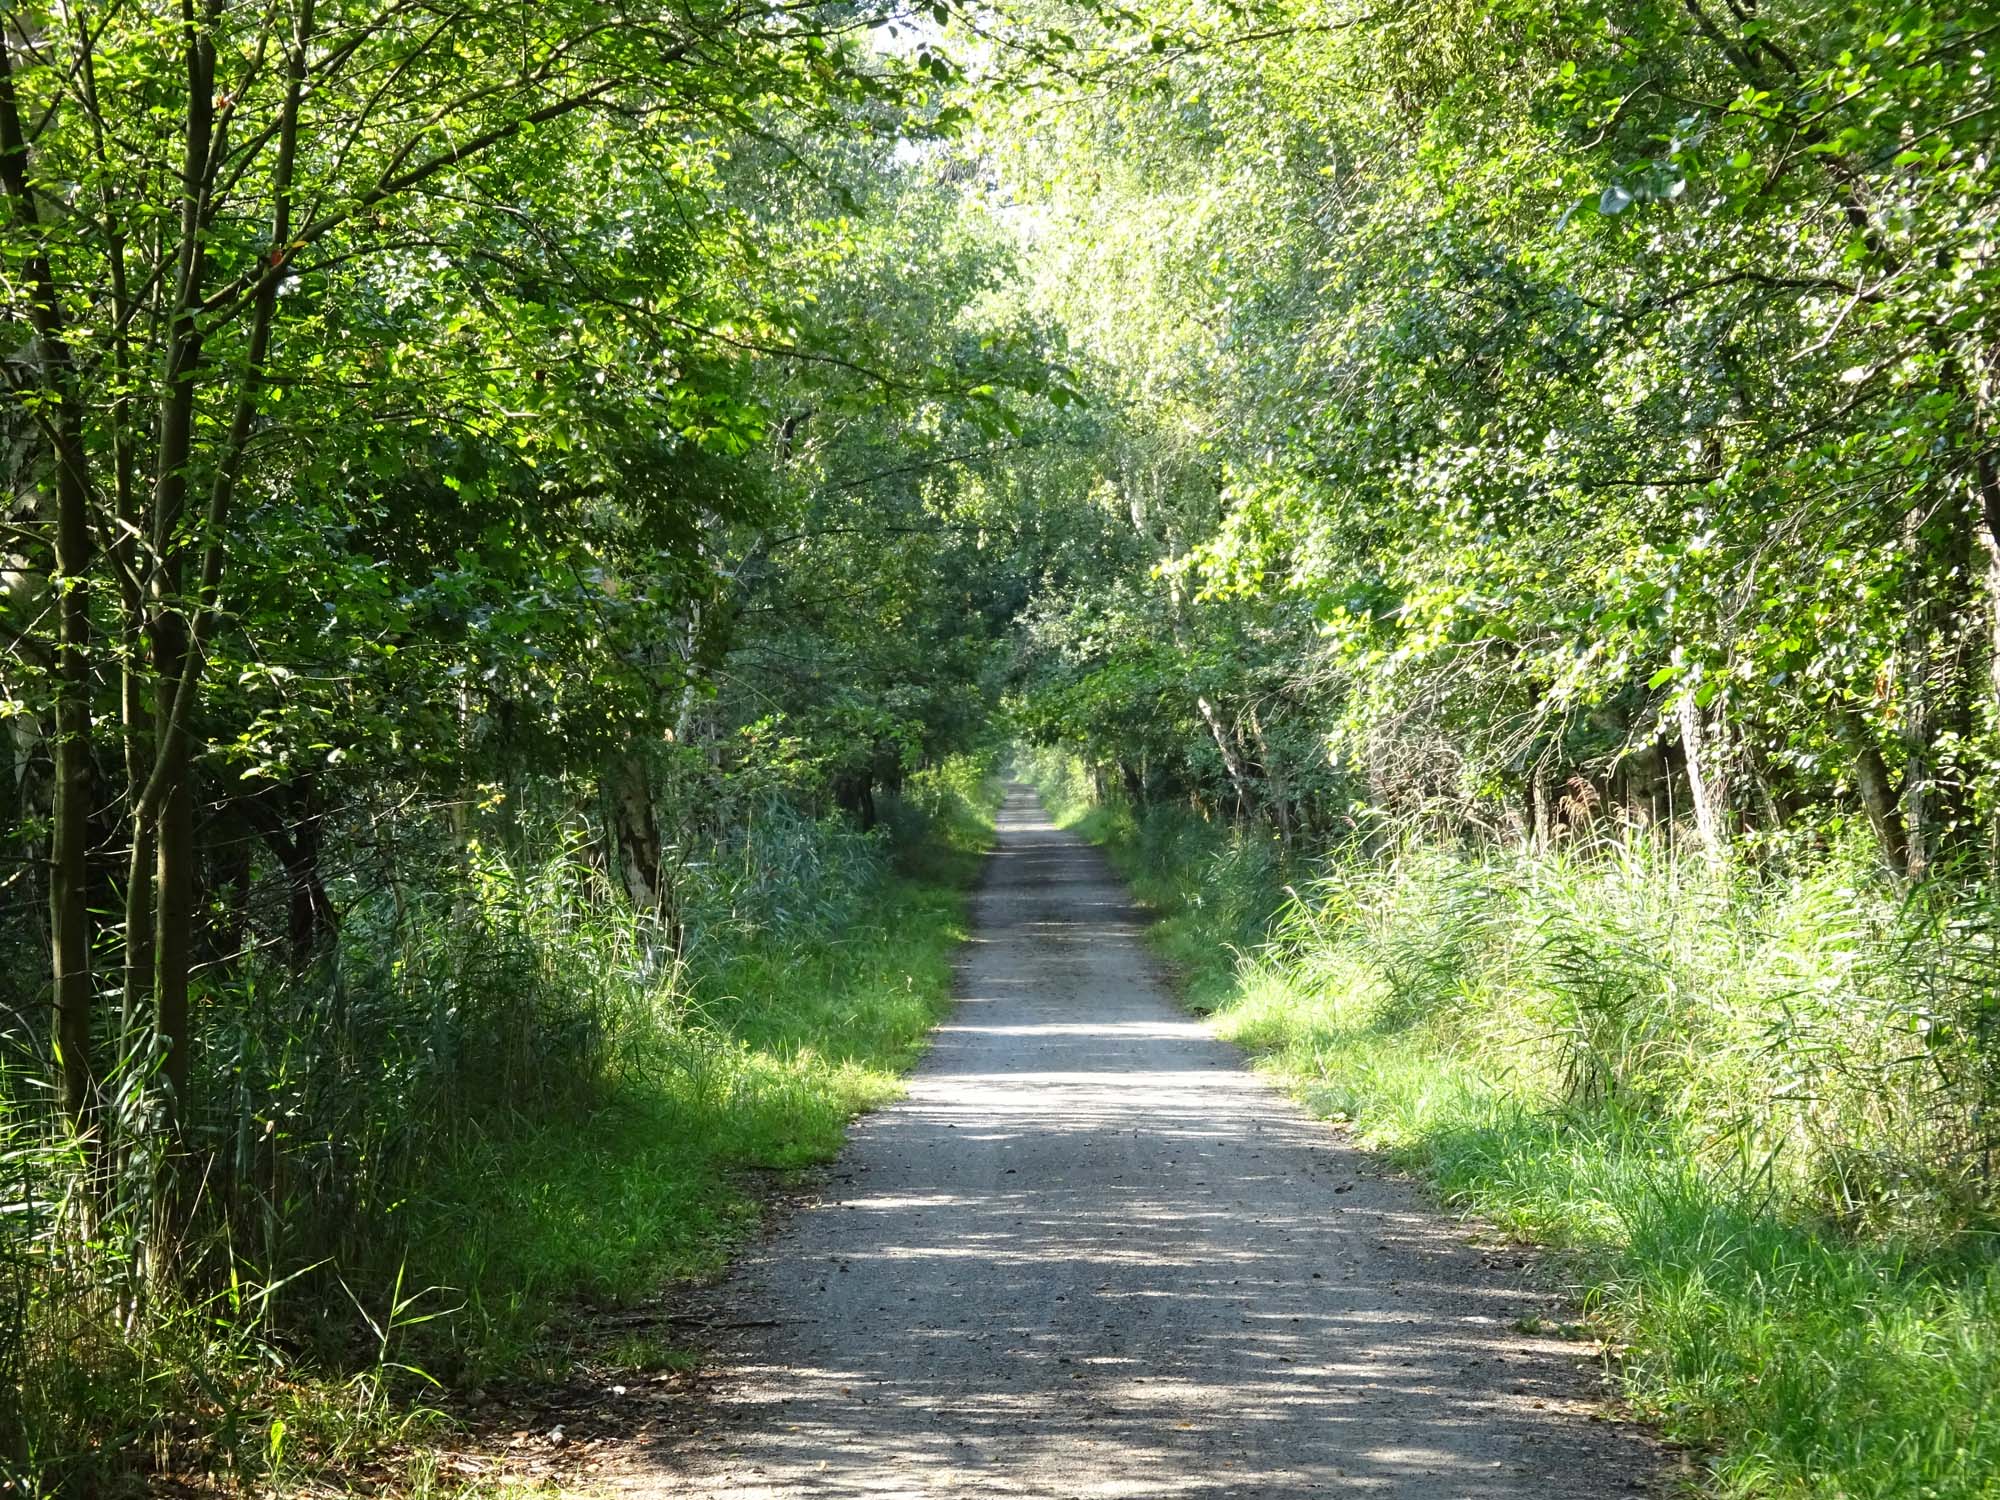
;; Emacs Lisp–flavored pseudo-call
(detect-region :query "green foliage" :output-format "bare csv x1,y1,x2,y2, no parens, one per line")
0,0,1044,1482
9,0,2000,1489
990,0,2000,876
1002,11,2000,1476
401,865,974,1382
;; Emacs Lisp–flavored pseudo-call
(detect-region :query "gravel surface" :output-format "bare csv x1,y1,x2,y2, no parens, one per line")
621,786,1662,1498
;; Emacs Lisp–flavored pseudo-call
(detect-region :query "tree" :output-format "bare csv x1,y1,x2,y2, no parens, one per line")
0,0,945,1154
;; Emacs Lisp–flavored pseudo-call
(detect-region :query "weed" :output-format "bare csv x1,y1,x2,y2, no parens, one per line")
602,1334,700,1375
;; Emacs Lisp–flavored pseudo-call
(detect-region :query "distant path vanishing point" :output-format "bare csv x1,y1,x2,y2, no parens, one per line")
626,785,1661,1498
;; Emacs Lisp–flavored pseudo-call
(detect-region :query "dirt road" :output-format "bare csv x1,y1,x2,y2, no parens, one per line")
632,786,1658,1497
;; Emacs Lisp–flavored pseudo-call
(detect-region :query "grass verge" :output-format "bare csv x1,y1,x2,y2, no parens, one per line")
1026,759,2000,1500
402,868,980,1385
9,765,998,1498
337,779,1001,1490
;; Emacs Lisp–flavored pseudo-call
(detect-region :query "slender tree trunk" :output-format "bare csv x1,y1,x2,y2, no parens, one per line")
49,516,93,1133
1246,707,1292,852
1119,760,1144,805
147,349,204,1124
145,0,311,1132
49,483,93,1134
1196,694,1255,823
0,34,97,1135
1528,751,1557,854
120,719,157,1046
1744,743,1787,836
153,755,195,1112
834,771,878,830
605,751,665,914
1979,451,2000,697
238,780,337,966
1623,741,1668,829
1898,506,1945,880
1835,707,1909,877
1677,692,1732,860
205,809,253,970
1908,497,1978,872
1977,454,2000,877
283,780,334,964
142,0,217,1136
77,5,156,1063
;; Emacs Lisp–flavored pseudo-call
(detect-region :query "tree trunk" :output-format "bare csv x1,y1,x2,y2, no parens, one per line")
1196,694,1255,823
141,0,219,1144
1621,741,1668,829
605,752,665,914
1897,497,1978,878
205,809,253,971
1677,692,1732,860
834,771,878,830
238,780,338,966
282,781,334,964
0,35,98,1136
1119,760,1144,805
119,665,157,1046
1836,707,1909,877
1528,752,1557,854
1979,453,2000,877
153,729,195,1117
1246,707,1292,852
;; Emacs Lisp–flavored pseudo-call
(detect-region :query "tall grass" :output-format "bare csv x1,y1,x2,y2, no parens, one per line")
1023,747,2000,1499
1,755,999,1496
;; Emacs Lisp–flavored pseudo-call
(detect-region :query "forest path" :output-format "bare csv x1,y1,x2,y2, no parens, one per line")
621,786,1659,1498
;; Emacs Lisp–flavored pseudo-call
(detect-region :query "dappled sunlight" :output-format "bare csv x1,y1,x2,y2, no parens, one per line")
934,1020,1209,1040
630,787,1653,1498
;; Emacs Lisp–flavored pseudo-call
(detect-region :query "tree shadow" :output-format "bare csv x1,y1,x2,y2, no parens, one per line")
624,787,1661,1497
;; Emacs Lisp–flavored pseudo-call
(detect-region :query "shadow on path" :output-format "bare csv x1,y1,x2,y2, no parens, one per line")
618,787,1661,1498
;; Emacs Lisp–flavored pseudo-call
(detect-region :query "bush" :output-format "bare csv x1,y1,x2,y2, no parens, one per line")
1259,832,2000,1240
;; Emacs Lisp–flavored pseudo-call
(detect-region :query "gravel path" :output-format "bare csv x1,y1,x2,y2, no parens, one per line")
628,786,1660,1498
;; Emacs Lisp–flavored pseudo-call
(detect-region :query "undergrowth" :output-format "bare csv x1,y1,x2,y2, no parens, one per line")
1023,746,2000,1500
401,866,973,1383
3,756,999,1497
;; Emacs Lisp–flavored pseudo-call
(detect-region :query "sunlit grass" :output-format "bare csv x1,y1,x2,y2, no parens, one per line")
1024,750,2000,1500
402,874,974,1381
1217,968,2000,1499
3,761,999,1496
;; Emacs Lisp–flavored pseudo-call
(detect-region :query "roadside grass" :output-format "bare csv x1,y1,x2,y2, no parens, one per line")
1222,969,2000,1499
5,760,998,1497
399,870,976,1385
1024,753,2000,1500
292,771,1001,1488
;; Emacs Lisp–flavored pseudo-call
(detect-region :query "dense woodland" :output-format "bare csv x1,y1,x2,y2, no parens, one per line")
3,0,1999,1494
